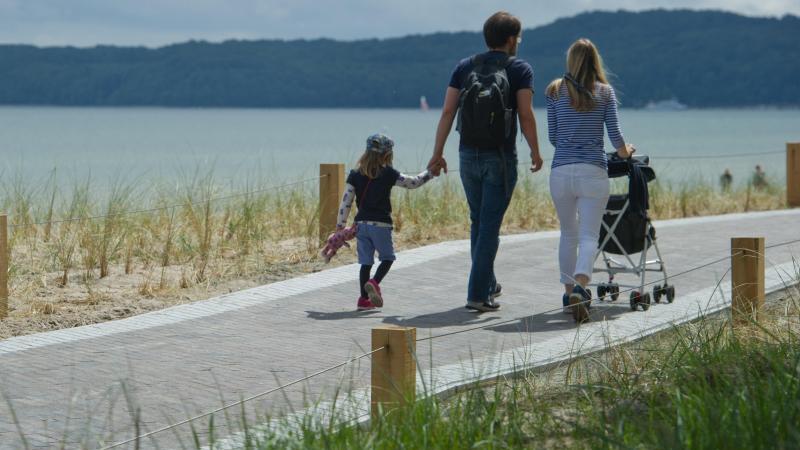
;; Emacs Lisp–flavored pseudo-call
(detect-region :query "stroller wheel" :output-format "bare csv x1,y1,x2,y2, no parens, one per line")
598,284,607,301
653,284,662,303
666,285,676,303
641,292,652,311
610,284,620,301
629,291,639,311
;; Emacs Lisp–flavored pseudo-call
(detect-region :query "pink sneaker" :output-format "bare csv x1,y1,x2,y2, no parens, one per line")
357,296,376,311
364,279,384,307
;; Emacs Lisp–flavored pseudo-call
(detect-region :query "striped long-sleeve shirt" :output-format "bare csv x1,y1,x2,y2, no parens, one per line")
546,82,625,170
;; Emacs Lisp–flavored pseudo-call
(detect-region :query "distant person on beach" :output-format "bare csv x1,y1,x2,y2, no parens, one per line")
337,134,436,310
427,11,544,312
720,168,733,191
751,164,768,189
545,38,635,323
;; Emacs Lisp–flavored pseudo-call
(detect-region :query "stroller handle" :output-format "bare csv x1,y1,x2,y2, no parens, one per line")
607,152,655,181
607,152,650,166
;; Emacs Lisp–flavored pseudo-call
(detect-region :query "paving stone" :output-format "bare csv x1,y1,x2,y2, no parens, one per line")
0,209,797,449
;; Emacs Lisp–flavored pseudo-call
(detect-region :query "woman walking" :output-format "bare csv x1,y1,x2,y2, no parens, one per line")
546,38,635,323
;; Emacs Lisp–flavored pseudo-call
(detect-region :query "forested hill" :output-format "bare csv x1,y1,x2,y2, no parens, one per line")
0,9,797,108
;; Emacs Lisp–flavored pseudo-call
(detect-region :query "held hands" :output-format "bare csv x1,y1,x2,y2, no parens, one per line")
529,152,544,173
427,155,448,176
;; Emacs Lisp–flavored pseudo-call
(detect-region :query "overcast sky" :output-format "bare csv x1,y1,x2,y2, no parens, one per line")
2,0,798,47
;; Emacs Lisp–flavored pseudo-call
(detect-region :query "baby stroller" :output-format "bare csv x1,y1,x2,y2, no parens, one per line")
593,153,675,311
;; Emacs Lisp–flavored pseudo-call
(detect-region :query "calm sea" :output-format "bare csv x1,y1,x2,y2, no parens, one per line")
1,107,796,189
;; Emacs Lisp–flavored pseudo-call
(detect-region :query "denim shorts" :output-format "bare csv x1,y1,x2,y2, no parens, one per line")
356,223,396,265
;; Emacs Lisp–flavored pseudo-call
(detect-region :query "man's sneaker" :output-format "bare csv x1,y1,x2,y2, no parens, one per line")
357,297,376,311
569,285,591,323
466,300,501,312
562,293,572,315
490,283,503,299
364,279,384,307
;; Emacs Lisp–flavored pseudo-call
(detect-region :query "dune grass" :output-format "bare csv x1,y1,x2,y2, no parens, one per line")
0,168,787,335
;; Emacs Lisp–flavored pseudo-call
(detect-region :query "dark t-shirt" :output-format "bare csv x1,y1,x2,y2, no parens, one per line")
347,166,401,225
448,50,534,154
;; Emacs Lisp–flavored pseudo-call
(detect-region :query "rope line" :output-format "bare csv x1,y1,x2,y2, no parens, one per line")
98,237,798,446
5,147,785,228
7,175,326,229
650,150,784,160
419,236,799,343
416,253,734,342
411,149,783,174
766,237,800,250
418,235,800,343
100,345,386,450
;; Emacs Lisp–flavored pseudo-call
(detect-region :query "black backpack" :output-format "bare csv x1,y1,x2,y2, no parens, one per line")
456,53,515,150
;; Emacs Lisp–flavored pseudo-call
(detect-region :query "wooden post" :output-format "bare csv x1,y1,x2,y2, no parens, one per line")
788,143,800,207
371,326,416,420
319,163,345,242
731,237,765,324
0,214,7,319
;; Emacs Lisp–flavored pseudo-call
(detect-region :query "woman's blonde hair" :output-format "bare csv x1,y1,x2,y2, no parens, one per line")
546,38,609,112
357,150,393,179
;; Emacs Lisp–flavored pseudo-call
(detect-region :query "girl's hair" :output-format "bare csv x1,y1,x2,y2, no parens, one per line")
357,150,393,179
546,38,610,112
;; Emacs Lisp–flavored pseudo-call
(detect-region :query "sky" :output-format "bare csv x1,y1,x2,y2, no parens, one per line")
1,0,798,47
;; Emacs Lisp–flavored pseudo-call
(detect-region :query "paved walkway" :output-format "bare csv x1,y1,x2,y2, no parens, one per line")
0,209,798,449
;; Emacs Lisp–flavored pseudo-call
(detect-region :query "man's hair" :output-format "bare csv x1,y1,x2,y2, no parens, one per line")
483,11,521,49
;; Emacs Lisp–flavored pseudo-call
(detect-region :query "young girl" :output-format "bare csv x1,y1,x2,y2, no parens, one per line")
337,133,435,310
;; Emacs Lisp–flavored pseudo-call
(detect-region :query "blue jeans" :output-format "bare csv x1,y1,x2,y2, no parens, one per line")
459,147,518,302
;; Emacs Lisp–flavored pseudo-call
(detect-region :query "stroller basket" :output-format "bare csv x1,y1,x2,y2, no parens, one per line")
599,194,655,255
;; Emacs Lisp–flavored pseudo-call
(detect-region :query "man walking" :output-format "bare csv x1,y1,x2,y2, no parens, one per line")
428,11,544,312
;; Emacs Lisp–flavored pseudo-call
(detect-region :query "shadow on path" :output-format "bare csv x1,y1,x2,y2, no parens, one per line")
305,309,382,320
485,302,630,334
382,307,500,329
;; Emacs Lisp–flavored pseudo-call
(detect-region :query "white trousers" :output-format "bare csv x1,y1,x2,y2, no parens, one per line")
549,163,610,284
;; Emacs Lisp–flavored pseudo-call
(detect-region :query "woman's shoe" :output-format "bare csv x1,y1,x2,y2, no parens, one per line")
569,285,591,323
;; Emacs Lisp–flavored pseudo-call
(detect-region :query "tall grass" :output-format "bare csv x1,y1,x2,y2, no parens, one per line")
0,169,787,313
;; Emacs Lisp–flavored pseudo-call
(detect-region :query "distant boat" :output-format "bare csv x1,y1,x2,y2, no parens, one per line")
644,98,687,111
419,96,430,111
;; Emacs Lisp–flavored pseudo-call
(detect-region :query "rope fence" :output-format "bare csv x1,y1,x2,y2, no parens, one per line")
97,235,799,448
100,345,386,450
0,143,797,445
401,148,786,175
1,146,793,231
